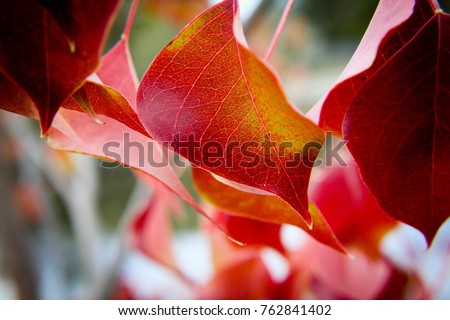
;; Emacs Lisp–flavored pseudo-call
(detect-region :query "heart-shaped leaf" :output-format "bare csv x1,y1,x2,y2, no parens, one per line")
137,0,324,227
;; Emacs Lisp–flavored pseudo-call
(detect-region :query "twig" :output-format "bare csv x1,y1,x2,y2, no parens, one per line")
123,0,140,39
264,0,295,62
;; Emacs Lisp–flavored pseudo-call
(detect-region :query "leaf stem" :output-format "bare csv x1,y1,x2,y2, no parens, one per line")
264,0,295,62
123,0,140,39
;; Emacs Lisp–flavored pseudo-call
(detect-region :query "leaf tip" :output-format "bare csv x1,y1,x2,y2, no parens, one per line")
38,112,55,137
304,212,313,230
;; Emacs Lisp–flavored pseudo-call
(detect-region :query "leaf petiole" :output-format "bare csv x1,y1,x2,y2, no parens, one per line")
264,0,295,62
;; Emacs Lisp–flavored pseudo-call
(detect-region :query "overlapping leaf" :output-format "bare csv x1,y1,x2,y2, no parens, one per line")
210,209,284,253
46,87,209,228
0,0,230,242
192,168,346,254
196,254,276,299
309,157,397,258
131,180,182,271
137,0,324,227
0,0,121,134
285,240,392,299
308,0,435,135
344,10,450,244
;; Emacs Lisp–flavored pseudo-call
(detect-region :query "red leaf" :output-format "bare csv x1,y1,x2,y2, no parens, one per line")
196,255,276,299
309,157,397,258
45,86,209,225
63,81,149,138
344,11,450,244
0,0,121,134
98,40,139,110
193,168,347,254
308,0,435,135
282,240,392,299
211,209,284,253
131,179,182,271
0,74,37,120
137,0,324,227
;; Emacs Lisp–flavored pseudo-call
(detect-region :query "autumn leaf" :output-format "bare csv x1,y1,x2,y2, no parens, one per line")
307,0,435,135
192,168,346,254
196,254,277,300
46,105,210,229
210,209,285,253
131,179,183,271
344,10,450,244
65,81,149,137
0,74,37,120
285,240,392,299
98,0,140,110
309,156,397,258
0,0,121,134
40,1,237,245
137,0,324,227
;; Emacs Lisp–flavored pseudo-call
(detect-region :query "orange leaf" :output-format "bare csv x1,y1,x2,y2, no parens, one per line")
192,168,347,254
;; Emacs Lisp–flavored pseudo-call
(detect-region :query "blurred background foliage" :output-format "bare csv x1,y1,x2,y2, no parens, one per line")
1,0,450,299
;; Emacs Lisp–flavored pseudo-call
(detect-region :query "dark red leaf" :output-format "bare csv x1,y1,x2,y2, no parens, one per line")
308,0,435,136
344,12,450,244
0,74,37,120
0,0,121,134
